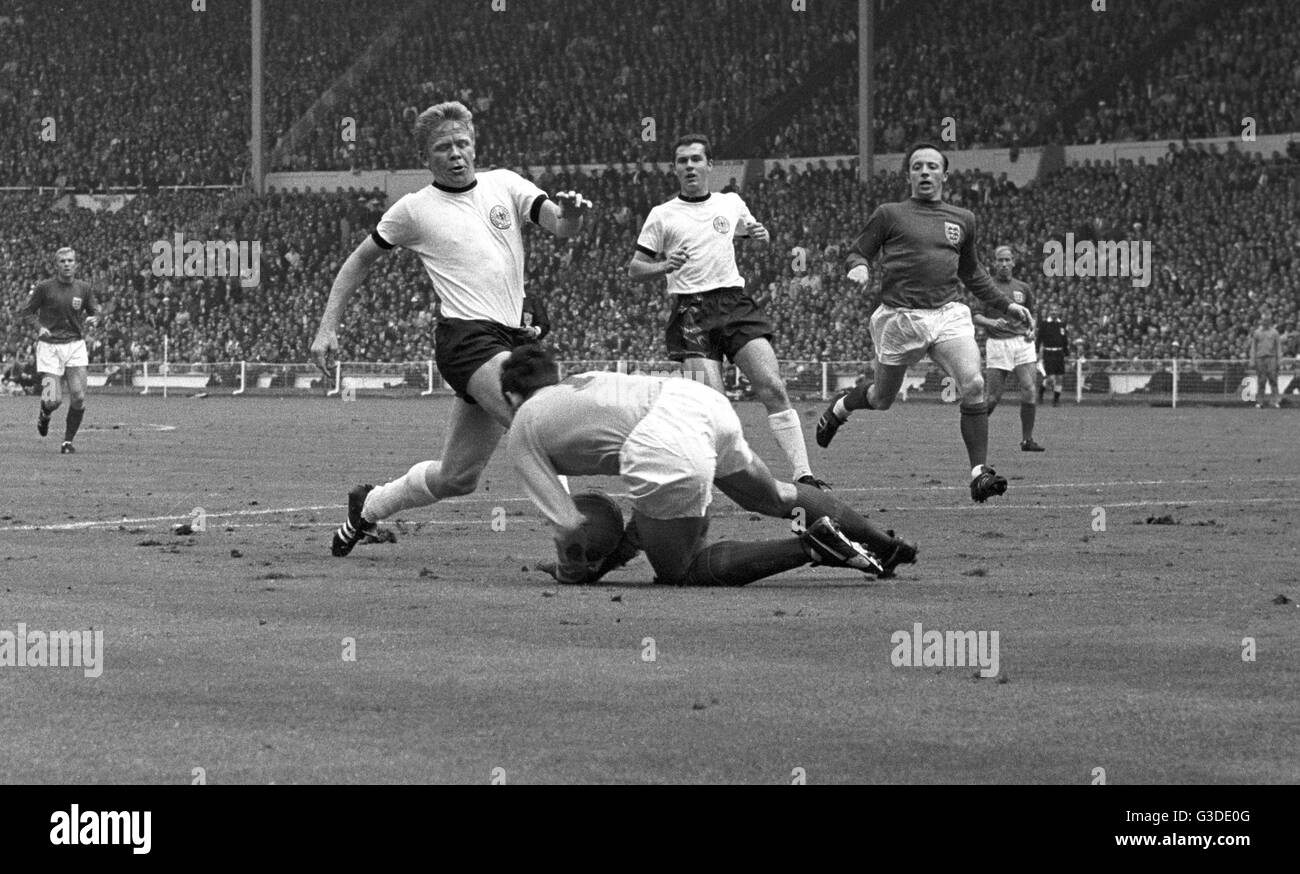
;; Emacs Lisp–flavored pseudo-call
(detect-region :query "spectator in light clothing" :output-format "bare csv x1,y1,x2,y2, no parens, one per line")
1247,313,1282,408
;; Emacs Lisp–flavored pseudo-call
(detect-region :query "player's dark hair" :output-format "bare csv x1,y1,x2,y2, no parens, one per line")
902,142,949,174
673,134,712,161
501,344,560,400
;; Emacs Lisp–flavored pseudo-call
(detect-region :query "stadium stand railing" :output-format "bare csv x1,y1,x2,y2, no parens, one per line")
67,358,1298,407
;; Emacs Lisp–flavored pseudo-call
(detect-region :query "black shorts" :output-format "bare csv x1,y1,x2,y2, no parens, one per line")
435,318,531,404
1042,349,1067,376
666,287,773,363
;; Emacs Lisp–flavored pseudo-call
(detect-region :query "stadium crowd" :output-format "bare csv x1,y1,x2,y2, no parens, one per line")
8,0,1296,193
4,143,1297,375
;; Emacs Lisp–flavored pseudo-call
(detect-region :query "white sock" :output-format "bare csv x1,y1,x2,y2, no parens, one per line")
363,460,439,521
768,408,812,481
832,397,850,420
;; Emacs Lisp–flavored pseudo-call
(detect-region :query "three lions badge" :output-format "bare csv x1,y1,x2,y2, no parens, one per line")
943,221,962,246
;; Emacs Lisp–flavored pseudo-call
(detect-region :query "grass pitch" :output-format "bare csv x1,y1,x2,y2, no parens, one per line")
1,393,1296,784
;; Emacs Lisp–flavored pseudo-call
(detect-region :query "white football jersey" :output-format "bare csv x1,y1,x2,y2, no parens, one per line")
374,169,546,325
636,192,756,295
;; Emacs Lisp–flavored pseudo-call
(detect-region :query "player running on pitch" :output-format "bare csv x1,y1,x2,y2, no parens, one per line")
816,143,1032,503
501,345,916,586
311,101,592,556
19,247,98,453
628,134,830,491
972,246,1044,452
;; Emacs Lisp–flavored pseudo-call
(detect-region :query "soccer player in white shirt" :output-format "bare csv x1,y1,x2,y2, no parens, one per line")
628,134,830,491
499,345,916,586
310,101,592,556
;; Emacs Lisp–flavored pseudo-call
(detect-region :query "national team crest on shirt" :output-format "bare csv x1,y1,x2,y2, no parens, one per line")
71,297,83,310
943,221,962,246
489,205,512,229
712,216,730,234
1012,290,1025,304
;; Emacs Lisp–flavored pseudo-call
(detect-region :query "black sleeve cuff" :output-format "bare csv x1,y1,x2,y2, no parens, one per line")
635,244,657,258
371,229,394,250
529,194,548,225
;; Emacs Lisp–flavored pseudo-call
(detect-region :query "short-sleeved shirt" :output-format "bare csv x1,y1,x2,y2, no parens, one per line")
980,277,1035,339
508,373,667,532
635,192,755,295
846,198,1010,314
372,169,547,326
22,279,97,344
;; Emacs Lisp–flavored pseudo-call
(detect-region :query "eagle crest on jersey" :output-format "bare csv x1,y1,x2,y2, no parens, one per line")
712,216,730,234
489,205,512,229
943,221,962,246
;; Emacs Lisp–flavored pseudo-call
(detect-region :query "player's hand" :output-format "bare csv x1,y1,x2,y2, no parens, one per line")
1006,303,1032,327
663,247,690,274
37,325,52,338
310,328,339,380
1036,360,1047,377
847,265,870,287
554,190,592,218
520,325,543,340
746,220,770,243
83,315,99,329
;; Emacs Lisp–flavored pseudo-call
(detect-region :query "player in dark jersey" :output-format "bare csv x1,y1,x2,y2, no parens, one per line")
19,248,98,453
816,144,1032,502
973,246,1044,451
1037,305,1069,406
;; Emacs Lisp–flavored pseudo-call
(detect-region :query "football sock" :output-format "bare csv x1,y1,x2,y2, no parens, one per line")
836,382,874,418
1020,402,1035,442
792,482,897,554
959,401,990,469
362,460,438,522
1038,384,1045,403
1052,390,1061,404
64,404,85,442
683,538,808,587
768,408,812,481
986,399,998,416
39,400,57,417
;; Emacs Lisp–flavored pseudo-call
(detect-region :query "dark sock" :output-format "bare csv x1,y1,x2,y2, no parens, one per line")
683,538,809,587
1052,390,1061,404
986,399,998,417
959,401,990,469
39,401,56,418
843,382,874,412
792,482,898,554
64,405,85,442
1037,384,1045,404
1020,403,1035,442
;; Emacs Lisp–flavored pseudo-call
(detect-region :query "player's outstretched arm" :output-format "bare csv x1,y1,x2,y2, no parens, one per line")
538,191,591,239
311,235,385,373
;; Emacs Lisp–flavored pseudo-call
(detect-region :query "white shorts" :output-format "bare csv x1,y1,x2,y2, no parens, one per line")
869,301,974,366
985,336,1038,371
36,340,89,376
619,379,756,519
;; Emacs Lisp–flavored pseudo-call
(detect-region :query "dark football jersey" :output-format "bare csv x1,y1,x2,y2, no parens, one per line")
982,277,1034,338
1038,318,1068,350
846,198,1010,313
22,279,97,344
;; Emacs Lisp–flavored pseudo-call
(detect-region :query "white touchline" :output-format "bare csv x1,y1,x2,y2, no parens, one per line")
2,495,1298,532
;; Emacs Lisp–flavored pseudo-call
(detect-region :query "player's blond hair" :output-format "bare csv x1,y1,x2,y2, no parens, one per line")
414,101,474,157
55,246,76,260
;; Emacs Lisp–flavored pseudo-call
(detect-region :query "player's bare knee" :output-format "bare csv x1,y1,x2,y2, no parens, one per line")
431,468,479,498
961,375,986,404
